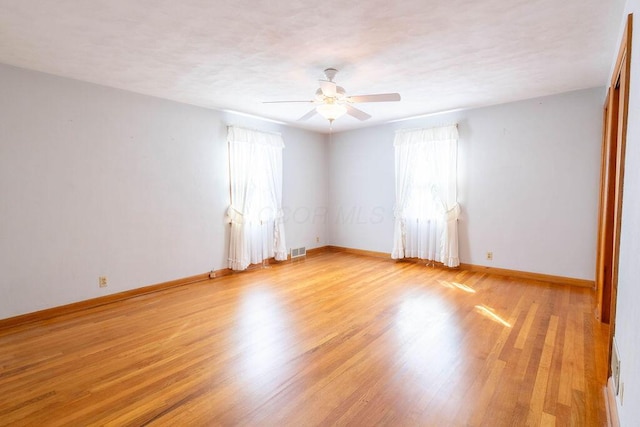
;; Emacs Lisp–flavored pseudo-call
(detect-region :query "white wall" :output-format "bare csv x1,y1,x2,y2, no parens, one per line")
280,127,328,250
612,3,640,425
328,88,603,280
0,64,326,320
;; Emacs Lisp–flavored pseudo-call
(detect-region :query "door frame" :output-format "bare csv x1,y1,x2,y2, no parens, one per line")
595,13,632,374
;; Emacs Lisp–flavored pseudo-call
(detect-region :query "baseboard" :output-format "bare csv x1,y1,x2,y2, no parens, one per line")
0,245,592,329
458,263,594,288
304,246,330,256
0,270,219,331
327,245,594,288
0,247,332,330
605,376,620,427
327,245,390,259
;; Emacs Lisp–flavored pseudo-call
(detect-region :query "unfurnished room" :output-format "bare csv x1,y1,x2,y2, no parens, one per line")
1,1,640,426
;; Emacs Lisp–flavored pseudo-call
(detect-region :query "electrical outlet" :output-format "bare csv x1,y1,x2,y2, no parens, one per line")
486,252,493,261
98,276,107,287
316,236,320,243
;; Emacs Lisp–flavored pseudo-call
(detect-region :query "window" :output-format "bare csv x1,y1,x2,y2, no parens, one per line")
391,125,460,267
227,126,286,270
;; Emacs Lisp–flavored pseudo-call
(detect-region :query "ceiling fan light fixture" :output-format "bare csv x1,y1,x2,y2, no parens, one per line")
316,103,347,121
263,68,400,126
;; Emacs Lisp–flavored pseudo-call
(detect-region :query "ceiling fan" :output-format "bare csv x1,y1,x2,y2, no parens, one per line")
264,68,401,124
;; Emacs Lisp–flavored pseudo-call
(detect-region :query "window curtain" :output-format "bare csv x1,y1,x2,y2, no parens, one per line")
227,126,287,271
391,125,460,267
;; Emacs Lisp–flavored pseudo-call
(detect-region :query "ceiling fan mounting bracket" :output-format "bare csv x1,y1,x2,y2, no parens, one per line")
324,68,338,82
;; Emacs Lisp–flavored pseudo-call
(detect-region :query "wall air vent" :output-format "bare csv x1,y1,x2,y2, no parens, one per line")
291,247,307,259
612,337,621,395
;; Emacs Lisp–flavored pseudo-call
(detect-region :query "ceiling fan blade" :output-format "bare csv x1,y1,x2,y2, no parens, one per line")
263,100,314,104
298,108,317,121
345,104,372,121
347,93,401,103
319,80,337,97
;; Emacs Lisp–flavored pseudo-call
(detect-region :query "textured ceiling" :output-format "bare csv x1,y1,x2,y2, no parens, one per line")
0,0,625,133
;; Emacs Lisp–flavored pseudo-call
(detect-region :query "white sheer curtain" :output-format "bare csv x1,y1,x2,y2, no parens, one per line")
227,126,287,271
391,125,460,267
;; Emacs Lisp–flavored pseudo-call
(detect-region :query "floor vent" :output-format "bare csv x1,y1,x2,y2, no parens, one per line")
291,247,307,259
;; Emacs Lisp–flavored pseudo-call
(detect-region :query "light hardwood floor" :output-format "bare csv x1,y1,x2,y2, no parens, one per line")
0,252,609,426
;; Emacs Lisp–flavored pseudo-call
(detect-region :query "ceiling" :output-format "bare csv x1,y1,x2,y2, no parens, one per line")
0,0,626,133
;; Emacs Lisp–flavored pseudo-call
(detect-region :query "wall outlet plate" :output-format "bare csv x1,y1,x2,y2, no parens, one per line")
99,276,107,287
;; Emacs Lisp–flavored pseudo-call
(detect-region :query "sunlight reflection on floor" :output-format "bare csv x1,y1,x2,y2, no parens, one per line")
396,295,449,340
393,280,511,397
438,279,476,293
394,293,463,388
474,304,511,328
235,288,295,391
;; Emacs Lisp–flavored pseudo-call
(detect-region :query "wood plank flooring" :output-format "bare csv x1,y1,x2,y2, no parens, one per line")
0,252,609,426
